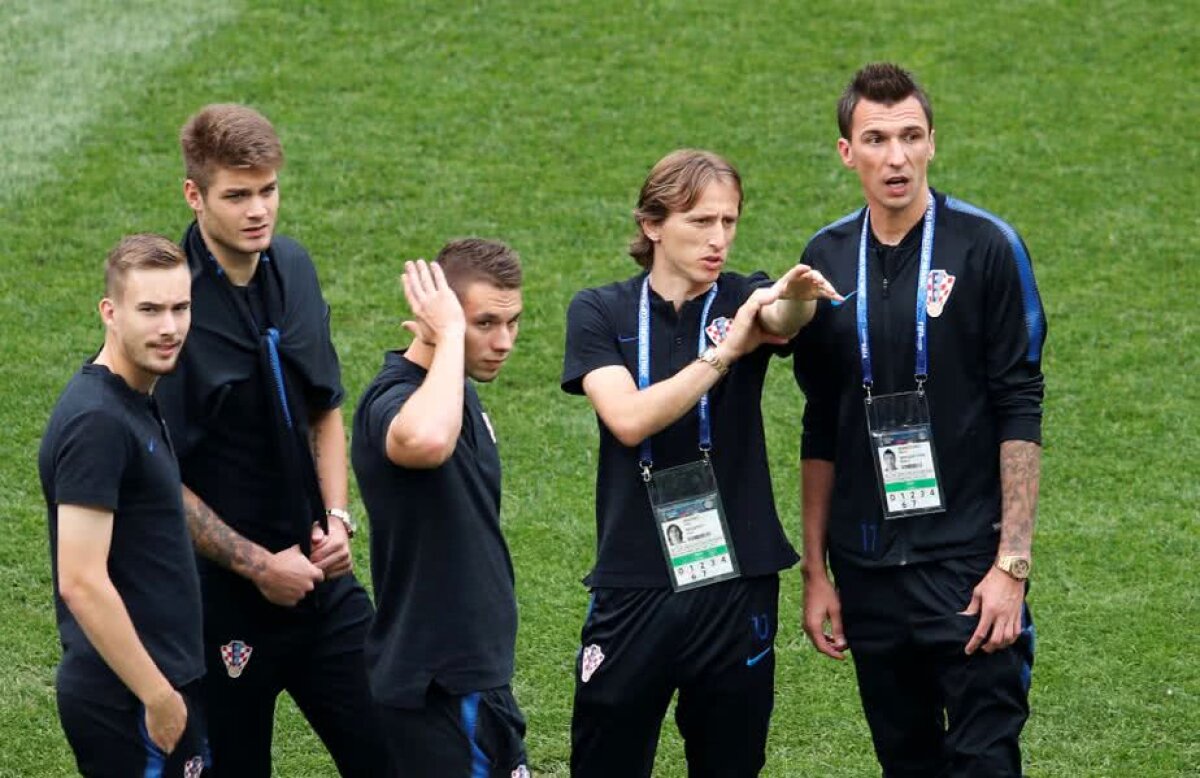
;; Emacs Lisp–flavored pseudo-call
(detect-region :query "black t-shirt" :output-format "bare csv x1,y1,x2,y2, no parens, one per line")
561,271,799,587
155,227,344,556
38,363,204,704
352,352,517,708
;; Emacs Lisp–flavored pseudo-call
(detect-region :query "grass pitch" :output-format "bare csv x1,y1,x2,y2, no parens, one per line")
0,1,1195,775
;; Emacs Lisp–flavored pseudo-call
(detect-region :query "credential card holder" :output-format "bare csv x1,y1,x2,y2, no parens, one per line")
866,390,947,519
645,458,741,592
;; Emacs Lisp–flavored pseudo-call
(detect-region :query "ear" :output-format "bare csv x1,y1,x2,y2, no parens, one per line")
183,179,204,212
928,128,936,160
98,297,116,327
640,218,662,244
837,137,854,169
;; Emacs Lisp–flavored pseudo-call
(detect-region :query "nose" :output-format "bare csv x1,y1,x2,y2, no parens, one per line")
159,310,179,337
493,324,516,353
885,137,907,167
708,224,728,251
247,195,269,218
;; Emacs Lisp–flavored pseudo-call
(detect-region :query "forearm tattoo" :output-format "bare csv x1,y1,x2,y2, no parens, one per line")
999,440,1041,555
184,496,266,576
310,427,323,487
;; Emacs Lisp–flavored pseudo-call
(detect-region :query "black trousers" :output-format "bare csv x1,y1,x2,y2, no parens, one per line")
570,575,779,778
200,571,389,777
376,684,528,778
58,680,209,778
832,554,1035,778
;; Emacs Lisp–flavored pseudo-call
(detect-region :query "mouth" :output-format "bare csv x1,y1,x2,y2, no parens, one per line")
700,255,724,271
153,342,181,357
243,224,270,239
884,176,909,196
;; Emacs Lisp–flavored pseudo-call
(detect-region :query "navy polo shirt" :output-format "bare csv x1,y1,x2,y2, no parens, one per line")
39,363,204,704
352,352,517,708
561,270,799,588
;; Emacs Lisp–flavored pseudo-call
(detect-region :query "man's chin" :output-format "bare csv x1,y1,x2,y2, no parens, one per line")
468,366,503,383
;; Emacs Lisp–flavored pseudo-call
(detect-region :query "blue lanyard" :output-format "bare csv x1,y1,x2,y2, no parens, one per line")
856,196,937,396
637,276,719,471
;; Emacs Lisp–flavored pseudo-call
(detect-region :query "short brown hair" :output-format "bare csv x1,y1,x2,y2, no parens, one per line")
629,149,743,269
837,63,934,139
105,234,188,299
435,238,522,297
180,104,284,191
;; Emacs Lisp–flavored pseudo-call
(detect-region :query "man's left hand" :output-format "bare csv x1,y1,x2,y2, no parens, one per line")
770,263,843,303
310,519,353,578
960,565,1025,655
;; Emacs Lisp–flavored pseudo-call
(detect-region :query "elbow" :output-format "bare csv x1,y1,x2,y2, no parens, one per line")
606,419,648,449
387,427,458,468
58,571,100,616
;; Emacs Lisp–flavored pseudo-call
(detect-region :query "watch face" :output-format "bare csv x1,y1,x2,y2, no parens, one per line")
1012,558,1030,576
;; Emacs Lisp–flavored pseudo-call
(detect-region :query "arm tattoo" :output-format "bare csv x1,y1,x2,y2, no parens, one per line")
310,427,323,486
999,440,1041,555
184,495,266,577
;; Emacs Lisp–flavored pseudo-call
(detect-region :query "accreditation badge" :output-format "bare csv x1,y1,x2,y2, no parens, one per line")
645,458,740,592
865,391,946,518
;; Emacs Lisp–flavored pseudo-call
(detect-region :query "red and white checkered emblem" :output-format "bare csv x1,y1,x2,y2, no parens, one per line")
184,755,205,777
926,270,956,318
705,316,732,346
580,643,605,683
220,639,253,679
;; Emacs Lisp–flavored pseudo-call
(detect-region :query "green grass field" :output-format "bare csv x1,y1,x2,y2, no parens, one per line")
2,1,1196,775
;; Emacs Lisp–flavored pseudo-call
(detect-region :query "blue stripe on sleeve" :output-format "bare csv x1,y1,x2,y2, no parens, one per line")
944,197,1045,362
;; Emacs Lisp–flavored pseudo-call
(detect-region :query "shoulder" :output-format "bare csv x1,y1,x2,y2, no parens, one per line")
804,207,864,252
941,194,1029,257
359,354,422,406
567,275,641,320
267,234,321,281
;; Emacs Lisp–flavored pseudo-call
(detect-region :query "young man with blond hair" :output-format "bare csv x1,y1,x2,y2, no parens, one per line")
41,234,209,776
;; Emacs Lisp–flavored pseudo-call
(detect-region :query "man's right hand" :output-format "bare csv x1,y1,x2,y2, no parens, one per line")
803,572,849,660
254,545,324,606
401,259,465,346
144,687,187,755
714,287,790,363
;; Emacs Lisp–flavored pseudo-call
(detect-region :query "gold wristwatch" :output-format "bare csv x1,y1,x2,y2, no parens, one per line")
995,555,1031,581
697,347,730,377
326,507,357,538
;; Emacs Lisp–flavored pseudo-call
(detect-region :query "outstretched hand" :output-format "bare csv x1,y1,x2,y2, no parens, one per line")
771,263,843,303
400,259,465,346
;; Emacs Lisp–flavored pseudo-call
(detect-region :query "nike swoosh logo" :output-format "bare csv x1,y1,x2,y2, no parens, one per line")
746,646,772,667
830,291,857,308
617,335,637,343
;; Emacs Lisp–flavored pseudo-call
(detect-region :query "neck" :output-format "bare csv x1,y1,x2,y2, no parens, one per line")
869,187,931,246
94,343,155,394
647,264,713,311
200,227,259,286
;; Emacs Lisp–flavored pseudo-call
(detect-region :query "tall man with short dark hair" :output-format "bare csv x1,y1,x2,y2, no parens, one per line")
40,234,209,777
562,149,840,776
155,103,387,776
352,239,530,777
793,63,1046,775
